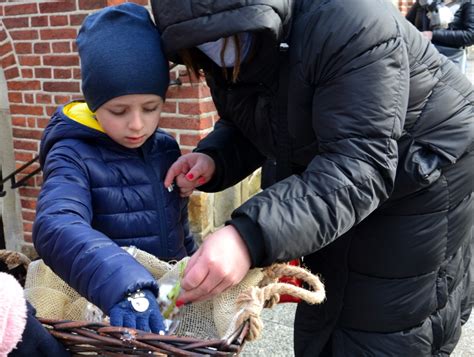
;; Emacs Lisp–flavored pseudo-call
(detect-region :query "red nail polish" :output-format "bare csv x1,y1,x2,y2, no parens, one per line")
198,177,206,184
186,173,194,180
175,299,185,308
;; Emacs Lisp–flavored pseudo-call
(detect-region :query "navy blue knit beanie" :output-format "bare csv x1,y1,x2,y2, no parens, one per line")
77,3,169,112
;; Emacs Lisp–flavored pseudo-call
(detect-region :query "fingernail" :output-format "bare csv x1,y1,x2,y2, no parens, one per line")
175,299,185,308
159,330,165,335
198,177,206,184
186,173,194,180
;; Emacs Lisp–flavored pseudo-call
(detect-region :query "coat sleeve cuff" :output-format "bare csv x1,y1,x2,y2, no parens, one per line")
226,216,266,268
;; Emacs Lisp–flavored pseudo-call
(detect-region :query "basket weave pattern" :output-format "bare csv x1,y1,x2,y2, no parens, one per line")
38,318,249,356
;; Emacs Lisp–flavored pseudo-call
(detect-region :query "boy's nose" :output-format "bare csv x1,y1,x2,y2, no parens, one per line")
128,112,145,131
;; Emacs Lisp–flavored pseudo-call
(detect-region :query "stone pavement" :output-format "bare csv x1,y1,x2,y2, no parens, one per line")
241,304,474,356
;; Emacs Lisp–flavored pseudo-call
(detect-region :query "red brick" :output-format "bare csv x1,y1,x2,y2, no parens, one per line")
23,221,33,233
24,233,33,243
178,101,216,116
43,81,80,93
1,53,16,68
4,67,20,80
50,15,69,26
167,84,211,99
14,42,32,54
37,117,51,129
22,209,37,221
45,106,57,116
21,199,36,210
33,42,50,54
73,68,81,79
8,80,41,91
10,105,44,116
13,128,43,140
43,55,78,66
8,92,22,103
2,17,29,29
27,117,36,127
0,42,13,56
24,94,34,103
180,134,202,146
107,0,127,5
40,28,76,40
15,151,34,162
31,16,49,27
19,55,41,66
10,30,38,41
35,175,43,187
34,67,52,78
160,116,213,130
21,68,33,78
11,117,27,127
14,139,38,151
35,93,52,104
39,1,76,13
79,0,107,9
52,41,71,53
54,95,72,104
53,68,72,79
69,14,87,26
4,3,37,16
162,101,177,114
0,30,7,42
0,6,3,17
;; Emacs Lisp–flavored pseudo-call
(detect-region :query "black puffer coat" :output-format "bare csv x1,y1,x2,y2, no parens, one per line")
152,0,474,355
406,0,474,48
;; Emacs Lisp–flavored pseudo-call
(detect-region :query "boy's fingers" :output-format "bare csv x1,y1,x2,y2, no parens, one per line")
164,160,190,187
164,163,182,188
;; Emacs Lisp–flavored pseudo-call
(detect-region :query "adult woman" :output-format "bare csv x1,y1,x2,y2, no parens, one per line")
152,0,473,355
407,0,474,72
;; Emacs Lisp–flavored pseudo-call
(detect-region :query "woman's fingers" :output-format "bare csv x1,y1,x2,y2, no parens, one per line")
178,226,251,303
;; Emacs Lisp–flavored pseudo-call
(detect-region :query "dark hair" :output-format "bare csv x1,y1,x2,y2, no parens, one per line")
179,34,243,83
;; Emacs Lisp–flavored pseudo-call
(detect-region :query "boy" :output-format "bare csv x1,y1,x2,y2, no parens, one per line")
33,3,197,334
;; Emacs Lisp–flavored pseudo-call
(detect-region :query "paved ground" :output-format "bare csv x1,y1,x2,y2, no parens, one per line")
241,304,474,356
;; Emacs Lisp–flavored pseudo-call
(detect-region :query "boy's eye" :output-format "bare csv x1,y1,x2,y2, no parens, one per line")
144,106,159,113
108,109,126,116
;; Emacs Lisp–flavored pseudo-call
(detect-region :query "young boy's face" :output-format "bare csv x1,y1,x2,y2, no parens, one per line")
95,94,163,149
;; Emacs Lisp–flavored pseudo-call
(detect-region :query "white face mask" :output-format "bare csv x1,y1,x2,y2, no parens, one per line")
197,32,253,67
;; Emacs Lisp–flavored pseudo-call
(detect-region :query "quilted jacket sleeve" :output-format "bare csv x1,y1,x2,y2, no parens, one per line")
33,144,159,314
231,3,410,267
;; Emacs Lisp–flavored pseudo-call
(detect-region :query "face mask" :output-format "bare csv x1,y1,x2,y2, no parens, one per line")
197,32,253,67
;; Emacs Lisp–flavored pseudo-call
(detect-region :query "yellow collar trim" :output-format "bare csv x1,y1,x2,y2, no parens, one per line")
63,102,105,133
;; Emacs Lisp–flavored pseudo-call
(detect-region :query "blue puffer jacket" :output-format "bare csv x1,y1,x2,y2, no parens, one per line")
33,101,197,314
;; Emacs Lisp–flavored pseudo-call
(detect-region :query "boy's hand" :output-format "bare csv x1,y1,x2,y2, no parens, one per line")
164,153,216,197
109,289,165,334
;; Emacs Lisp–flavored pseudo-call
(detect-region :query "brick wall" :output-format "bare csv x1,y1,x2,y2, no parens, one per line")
0,0,216,247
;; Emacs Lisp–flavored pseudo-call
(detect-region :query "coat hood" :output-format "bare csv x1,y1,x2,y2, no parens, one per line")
151,0,293,58
39,101,109,167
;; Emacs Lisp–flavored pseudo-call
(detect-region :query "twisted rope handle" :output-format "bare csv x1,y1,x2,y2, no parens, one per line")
235,263,325,341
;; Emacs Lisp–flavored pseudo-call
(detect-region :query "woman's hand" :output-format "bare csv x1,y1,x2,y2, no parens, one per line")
422,31,433,41
164,153,216,197
178,225,252,303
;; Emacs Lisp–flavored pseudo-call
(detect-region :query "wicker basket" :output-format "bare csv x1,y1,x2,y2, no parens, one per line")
38,318,249,356
5,248,325,356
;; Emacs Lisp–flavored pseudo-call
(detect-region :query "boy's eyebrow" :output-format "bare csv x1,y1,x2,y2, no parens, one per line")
107,100,162,108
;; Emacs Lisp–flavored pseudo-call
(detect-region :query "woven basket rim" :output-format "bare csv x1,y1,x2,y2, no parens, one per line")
39,317,249,356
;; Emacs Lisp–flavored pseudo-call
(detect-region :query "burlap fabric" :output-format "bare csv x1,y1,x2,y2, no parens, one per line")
24,247,325,341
